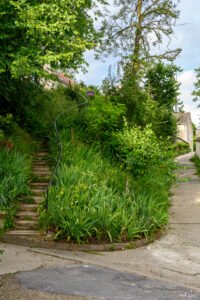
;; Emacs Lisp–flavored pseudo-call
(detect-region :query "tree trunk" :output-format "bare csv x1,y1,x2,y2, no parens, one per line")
133,0,143,74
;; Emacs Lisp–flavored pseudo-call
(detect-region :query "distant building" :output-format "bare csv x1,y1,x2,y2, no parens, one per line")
175,112,193,151
43,64,75,89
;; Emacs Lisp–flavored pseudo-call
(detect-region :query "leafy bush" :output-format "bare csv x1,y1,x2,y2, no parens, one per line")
81,98,126,144
175,141,190,156
191,155,200,176
0,114,16,136
112,122,174,178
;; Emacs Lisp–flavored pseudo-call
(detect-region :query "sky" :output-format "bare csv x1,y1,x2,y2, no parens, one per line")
76,0,200,126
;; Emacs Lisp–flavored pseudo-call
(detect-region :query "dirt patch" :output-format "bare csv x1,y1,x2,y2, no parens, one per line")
0,274,96,300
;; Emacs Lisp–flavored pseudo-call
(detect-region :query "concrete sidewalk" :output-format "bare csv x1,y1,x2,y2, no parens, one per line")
1,152,200,294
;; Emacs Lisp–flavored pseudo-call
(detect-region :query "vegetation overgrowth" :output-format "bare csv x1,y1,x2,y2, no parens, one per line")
175,142,190,156
191,155,200,176
0,0,188,245
0,125,34,230
39,92,176,243
40,134,174,243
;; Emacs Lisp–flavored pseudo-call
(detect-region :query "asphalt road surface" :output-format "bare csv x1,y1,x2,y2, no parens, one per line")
16,264,200,300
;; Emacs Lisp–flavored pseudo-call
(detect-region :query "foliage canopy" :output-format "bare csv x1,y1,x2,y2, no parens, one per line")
98,0,181,72
0,0,100,77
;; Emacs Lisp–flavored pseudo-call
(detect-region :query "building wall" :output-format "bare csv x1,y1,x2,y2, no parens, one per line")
176,113,193,151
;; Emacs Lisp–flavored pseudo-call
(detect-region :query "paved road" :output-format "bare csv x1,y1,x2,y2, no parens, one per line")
16,264,200,300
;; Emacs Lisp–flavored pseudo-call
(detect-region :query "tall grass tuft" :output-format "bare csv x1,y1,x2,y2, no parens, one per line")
0,148,31,206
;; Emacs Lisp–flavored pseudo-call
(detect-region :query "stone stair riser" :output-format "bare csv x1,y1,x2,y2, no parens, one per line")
16,213,38,221
15,221,39,230
32,178,50,184
30,182,48,186
4,230,39,237
18,205,38,212
33,162,48,166
33,171,51,175
15,225,38,230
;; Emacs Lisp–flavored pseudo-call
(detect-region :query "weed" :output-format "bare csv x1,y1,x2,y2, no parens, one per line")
177,177,191,183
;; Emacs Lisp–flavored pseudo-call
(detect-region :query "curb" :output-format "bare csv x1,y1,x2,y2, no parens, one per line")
1,230,163,251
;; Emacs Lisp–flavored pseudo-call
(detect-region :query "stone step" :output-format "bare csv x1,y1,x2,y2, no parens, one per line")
33,161,48,166
35,152,48,156
32,174,50,180
18,204,38,212
33,170,51,175
16,211,38,220
34,155,48,159
15,220,38,230
33,165,49,169
32,176,50,183
18,196,35,204
31,189,44,196
33,161,48,165
30,182,48,187
33,196,44,204
34,159,48,163
32,167,50,172
21,195,44,204
4,230,39,237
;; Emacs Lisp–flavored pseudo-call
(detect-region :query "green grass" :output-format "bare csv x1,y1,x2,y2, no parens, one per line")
0,148,31,206
190,155,200,176
40,140,173,244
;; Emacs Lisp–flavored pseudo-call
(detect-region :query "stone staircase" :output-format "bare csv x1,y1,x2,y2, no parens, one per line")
3,143,51,240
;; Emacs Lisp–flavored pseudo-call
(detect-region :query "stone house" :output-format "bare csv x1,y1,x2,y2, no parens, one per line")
175,112,193,151
42,64,75,89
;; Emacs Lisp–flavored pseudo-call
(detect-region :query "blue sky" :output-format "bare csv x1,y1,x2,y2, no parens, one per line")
76,0,200,125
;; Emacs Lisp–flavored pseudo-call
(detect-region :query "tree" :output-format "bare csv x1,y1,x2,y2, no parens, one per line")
0,0,100,78
146,62,181,139
99,0,181,74
0,0,104,131
101,65,120,100
192,68,200,105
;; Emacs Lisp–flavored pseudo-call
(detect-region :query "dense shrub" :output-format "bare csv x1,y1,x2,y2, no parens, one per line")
85,98,126,142
191,155,200,176
112,122,174,178
175,141,190,156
